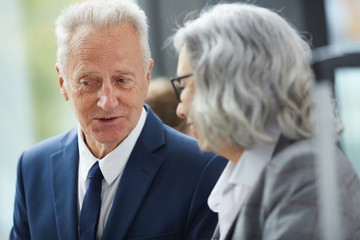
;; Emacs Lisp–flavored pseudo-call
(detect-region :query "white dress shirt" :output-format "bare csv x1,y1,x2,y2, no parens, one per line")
208,126,280,240
77,108,147,240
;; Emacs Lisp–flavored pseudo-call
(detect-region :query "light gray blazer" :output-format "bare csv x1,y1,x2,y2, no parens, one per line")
212,136,360,240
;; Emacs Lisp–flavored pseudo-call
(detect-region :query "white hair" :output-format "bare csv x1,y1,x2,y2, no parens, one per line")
173,3,335,150
55,0,150,78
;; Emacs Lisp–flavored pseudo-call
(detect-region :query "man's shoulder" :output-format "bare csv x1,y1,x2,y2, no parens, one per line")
159,125,227,168
142,108,213,160
163,125,208,154
164,125,199,147
22,128,77,159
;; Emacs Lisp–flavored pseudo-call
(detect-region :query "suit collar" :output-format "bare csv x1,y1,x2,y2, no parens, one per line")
272,135,297,157
102,106,166,239
50,128,80,239
219,135,297,240
78,108,147,186
138,104,166,151
49,107,166,240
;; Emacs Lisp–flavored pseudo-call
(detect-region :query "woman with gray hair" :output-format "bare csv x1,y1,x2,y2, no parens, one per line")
171,3,360,239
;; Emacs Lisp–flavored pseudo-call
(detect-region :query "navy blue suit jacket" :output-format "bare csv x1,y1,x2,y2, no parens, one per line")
10,106,226,240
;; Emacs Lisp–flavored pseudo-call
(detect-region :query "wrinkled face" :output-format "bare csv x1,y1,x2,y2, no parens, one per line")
57,24,153,158
175,47,202,142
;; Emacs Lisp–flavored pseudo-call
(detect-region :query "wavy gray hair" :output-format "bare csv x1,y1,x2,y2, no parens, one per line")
55,0,150,78
173,3,317,150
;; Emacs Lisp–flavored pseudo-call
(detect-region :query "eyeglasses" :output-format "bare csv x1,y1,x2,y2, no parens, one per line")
170,73,193,102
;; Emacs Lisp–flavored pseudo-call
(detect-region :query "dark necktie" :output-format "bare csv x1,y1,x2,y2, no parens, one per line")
79,162,104,240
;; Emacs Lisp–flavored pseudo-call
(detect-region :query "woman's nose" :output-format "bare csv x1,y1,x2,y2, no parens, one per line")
176,103,186,119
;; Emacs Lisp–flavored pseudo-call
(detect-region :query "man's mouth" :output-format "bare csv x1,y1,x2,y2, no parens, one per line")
98,117,118,121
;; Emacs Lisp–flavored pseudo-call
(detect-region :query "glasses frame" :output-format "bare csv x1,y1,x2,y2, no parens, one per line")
170,73,193,102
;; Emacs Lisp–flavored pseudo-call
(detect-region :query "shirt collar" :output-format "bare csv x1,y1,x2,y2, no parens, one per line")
208,123,281,212
78,107,147,185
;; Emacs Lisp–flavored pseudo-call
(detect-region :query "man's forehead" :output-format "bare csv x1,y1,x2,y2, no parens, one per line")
70,23,137,43
67,24,141,60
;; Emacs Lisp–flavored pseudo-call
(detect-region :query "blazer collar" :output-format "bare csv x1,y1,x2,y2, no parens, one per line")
221,134,297,240
49,106,167,240
102,105,166,240
50,128,80,240
138,104,166,151
271,135,296,158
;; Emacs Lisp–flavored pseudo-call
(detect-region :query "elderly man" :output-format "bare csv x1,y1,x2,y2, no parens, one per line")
10,1,226,239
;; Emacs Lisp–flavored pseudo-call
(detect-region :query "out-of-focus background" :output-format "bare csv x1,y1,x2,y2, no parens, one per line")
1,0,359,238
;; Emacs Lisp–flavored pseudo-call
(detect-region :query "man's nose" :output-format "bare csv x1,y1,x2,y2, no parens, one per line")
97,83,119,111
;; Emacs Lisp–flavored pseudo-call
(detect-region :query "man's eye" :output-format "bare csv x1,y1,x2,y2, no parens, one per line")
80,80,91,86
79,78,100,91
115,77,134,89
116,78,127,83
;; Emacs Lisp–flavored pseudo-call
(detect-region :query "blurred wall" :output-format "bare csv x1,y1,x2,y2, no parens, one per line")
0,0,34,238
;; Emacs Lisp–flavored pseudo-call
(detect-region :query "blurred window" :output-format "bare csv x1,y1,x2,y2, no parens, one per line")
325,0,360,45
325,0,360,173
334,68,360,173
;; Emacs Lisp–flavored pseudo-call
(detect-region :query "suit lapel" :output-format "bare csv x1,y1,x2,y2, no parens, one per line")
212,220,238,240
102,106,166,240
271,135,295,157
220,135,296,240
211,224,220,240
50,129,79,240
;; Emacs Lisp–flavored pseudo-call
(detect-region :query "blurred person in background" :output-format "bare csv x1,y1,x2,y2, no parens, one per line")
10,0,226,239
145,77,194,137
171,3,360,239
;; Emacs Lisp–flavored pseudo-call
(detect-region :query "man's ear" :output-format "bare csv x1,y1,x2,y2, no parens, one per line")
146,59,154,84
56,64,69,101
144,59,154,98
